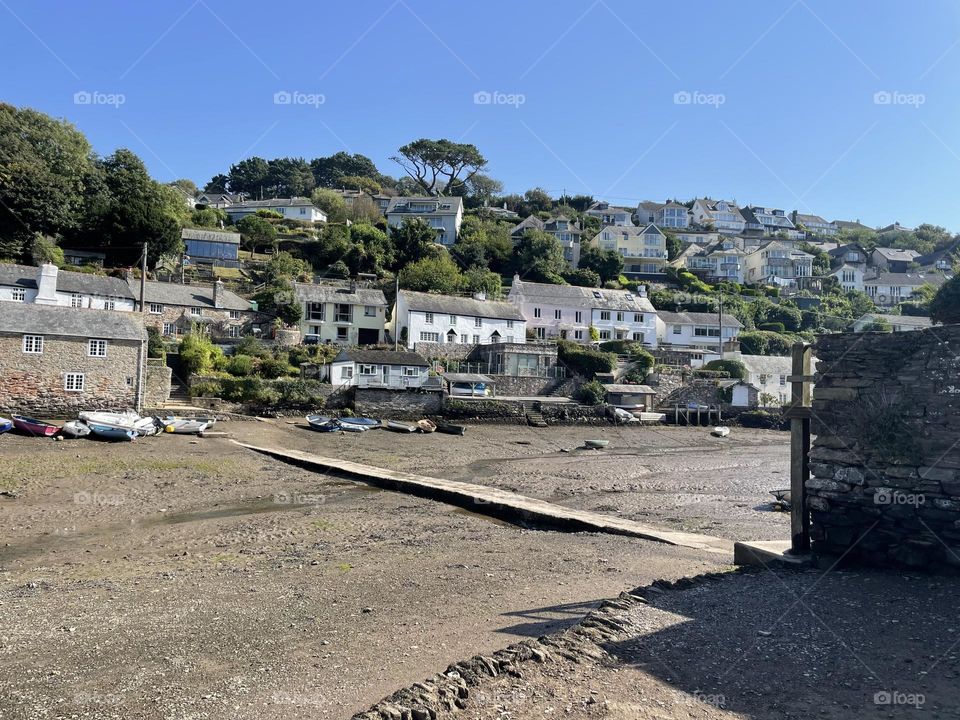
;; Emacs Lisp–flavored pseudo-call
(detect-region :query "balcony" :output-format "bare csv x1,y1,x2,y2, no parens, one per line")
355,375,443,389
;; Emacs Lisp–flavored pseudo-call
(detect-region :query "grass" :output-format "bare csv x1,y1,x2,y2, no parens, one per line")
336,562,353,572
0,455,239,482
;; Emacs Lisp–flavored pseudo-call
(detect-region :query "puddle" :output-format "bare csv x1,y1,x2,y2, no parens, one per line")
448,506,515,528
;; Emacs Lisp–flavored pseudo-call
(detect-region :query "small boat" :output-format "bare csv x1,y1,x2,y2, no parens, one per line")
61,420,92,438
770,488,791,511
637,412,666,424
87,423,137,441
161,417,210,434
0,416,12,434
134,417,161,436
584,439,609,449
306,414,339,432
416,419,437,434
336,420,369,433
385,420,418,433
11,415,60,437
436,422,466,436
79,410,139,427
711,426,730,438
339,417,380,428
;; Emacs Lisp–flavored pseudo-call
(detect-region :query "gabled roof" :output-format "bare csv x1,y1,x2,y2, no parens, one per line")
657,310,744,329
0,303,146,341
640,223,665,236
738,354,793,376
863,272,949,288
856,313,932,329
828,242,869,259
400,290,525,321
333,348,428,366
294,282,387,307
229,197,317,209
832,219,873,231
792,213,832,226
509,279,655,312
872,247,920,262
543,216,581,232
181,228,241,245
135,281,251,311
385,196,463,216
511,215,545,235
0,263,135,299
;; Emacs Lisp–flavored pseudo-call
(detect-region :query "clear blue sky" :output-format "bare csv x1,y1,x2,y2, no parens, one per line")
4,0,960,230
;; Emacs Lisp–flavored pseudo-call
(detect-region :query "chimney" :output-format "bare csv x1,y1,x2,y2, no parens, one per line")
35,264,59,305
349,280,358,293
473,290,486,301
213,279,225,309
636,284,648,298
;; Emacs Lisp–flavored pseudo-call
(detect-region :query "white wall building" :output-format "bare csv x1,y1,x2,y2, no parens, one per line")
294,281,387,346
386,196,464,247
852,313,933,332
390,290,526,349
594,224,668,274
0,264,136,311
508,277,658,346
734,354,794,407
831,263,866,292
225,197,327,223
691,198,745,234
864,272,949,308
327,348,433,389
585,201,634,227
743,241,813,286
656,310,742,352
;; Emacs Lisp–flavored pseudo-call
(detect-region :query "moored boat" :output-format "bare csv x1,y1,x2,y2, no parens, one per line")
336,420,369,433
385,420,417,433
11,415,60,437
435,422,466,436
584,439,609,449
0,416,12,434
87,423,137,441
61,420,92,438
339,416,380,428
306,414,339,432
416,419,437,433
711,426,730,438
160,417,210,434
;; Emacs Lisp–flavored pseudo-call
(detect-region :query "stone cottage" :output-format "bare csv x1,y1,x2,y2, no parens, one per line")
0,304,147,415
134,280,254,339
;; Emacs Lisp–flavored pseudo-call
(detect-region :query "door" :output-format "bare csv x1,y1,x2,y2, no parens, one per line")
357,328,379,345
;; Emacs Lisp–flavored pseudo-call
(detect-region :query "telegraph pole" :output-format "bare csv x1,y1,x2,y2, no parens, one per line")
717,286,724,360
140,242,148,313
394,275,400,351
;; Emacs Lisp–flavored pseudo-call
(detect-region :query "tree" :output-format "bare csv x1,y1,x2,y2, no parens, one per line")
704,359,748,379
227,157,270,196
930,275,960,324
523,187,553,214
252,281,301,326
348,194,382,224
462,267,502,296
347,223,393,276
578,244,623,283
190,207,226,228
512,230,568,284
236,215,277,255
390,217,437,269
169,178,198,197
391,139,487,196
398,253,463,294
203,174,229,193
310,152,382,188
448,173,503,209
915,223,954,253
311,188,348,223
265,157,314,197
0,103,92,259
339,175,381,194
451,235,488,271
563,268,600,287
31,235,64,266
260,251,312,284
665,232,682,261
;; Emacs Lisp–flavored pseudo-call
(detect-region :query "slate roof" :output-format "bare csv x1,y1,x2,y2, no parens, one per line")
135,281,251,311
863,272,949,288
603,384,656,394
400,290,524,321
510,279,656,312
0,263,135,299
385,196,463,216
657,311,744,329
833,219,873,231
294,282,387,307
738,354,793,376
229,197,316,209
873,247,920,262
856,313,932,329
181,228,241,245
511,215,545,235
332,348,428,366
0,303,146,341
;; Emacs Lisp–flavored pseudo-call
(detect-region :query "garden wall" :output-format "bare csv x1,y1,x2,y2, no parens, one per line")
354,388,443,419
809,325,960,570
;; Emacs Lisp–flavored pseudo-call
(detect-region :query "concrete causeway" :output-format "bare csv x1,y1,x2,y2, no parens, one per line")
233,440,733,555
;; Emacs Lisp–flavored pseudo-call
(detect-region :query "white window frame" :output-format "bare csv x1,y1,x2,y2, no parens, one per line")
229,310,241,319
420,331,440,342
340,366,354,380
71,293,83,308
22,335,43,354
190,307,202,317
600,311,611,321
104,297,116,311
424,312,434,324
64,373,85,392
554,309,561,320
534,307,542,318
12,287,25,301
402,366,420,377
88,339,108,357
162,323,175,336
364,305,377,317
149,303,163,314
474,317,482,328
358,364,378,375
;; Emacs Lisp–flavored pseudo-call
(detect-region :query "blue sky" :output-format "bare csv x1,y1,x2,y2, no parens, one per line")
4,0,960,230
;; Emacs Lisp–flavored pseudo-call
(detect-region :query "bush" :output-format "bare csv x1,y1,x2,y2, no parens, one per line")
575,380,607,406
628,345,654,376
180,333,226,376
226,354,256,376
598,340,633,354
738,409,786,430
146,327,166,360
738,330,797,356
236,335,271,359
703,359,747,379
258,355,295,379
557,340,616,379
758,322,786,332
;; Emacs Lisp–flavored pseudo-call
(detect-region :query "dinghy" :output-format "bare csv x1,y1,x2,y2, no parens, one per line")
711,426,730,438
584,439,609,449
0,416,12,434
160,417,210,434
436,422,466,436
11,415,60,437
336,420,369,433
87,423,137,441
306,414,339,432
385,420,418,433
61,420,91,438
339,416,380,428
416,419,437,434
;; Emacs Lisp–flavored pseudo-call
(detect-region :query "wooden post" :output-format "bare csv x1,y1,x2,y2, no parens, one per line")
790,342,812,554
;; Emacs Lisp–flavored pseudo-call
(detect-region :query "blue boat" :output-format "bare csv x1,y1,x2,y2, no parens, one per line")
87,423,137,441
0,416,12,434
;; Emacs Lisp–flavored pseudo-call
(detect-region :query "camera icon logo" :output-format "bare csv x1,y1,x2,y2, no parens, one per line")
274,90,292,105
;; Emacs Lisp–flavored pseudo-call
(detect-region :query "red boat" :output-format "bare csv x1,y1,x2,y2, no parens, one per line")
11,415,60,437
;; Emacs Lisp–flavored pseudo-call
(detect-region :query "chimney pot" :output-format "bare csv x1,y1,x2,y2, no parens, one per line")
213,279,225,309
35,264,59,305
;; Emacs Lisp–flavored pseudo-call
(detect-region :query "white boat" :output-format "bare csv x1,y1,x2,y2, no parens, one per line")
637,412,666,424
78,410,140,430
711,426,730,438
585,439,609,449
385,420,417,433
61,420,91,438
161,417,210,434
336,421,369,433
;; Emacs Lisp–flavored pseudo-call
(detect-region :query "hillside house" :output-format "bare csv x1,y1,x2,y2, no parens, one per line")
136,280,254,339
294,281,387,346
0,263,135,311
390,290,526,350
386,196,463,246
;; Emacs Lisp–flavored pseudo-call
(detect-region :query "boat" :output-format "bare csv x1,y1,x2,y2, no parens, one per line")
134,417,162,436
336,420,369,433
306,414,339,432
79,410,139,427
0,416,12,434
711,426,730,438
87,423,137,441
160,417,210,434
339,416,380,428
436,422,466,436
61,420,91,438
416,419,437,433
385,420,418,433
584,439,609,449
770,488,791,511
11,415,60,437
637,412,666,424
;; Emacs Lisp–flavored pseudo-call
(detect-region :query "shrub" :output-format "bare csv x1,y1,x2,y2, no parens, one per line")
557,340,616,379
575,380,607,406
703,359,747,379
738,409,786,430
738,330,797,356
226,354,255,377
930,275,960,324
758,322,786,332
258,355,295,379
628,346,654,376
146,327,166,360
236,335,271,359
180,333,226,376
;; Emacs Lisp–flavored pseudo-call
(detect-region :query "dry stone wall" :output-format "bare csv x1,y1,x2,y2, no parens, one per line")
809,325,960,570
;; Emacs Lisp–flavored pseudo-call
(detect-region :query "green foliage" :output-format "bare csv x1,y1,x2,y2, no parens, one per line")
235,334,271,359
311,151,385,189
191,207,227,228
665,232,683,261
258,355,296,379
236,214,277,254
703,359,748,380
252,280,302,326
392,138,487,196
862,318,892,332
512,229,567,283
180,333,226,376
462,267,502,296
390,217,438,269
575,380,608,406
557,340,616,379
260,250,312,284
589,326,600,342
563,267,600,287
737,330,797,356
339,175,381,194
30,235,64,266
759,322,786,332
146,327,166,360
310,188,348,223
399,252,463,294
226,354,256,376
930,275,960,324
578,244,623,283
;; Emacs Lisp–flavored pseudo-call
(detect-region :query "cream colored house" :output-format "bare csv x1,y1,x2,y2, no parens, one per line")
593,224,667,274
294,281,387,346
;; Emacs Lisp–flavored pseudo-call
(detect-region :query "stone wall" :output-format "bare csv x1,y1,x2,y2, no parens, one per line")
354,388,443,419
0,333,141,416
809,326,960,570
145,363,172,407
490,375,563,397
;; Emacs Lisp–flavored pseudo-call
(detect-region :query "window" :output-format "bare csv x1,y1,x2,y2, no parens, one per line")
473,334,480,344
22,335,43,354
574,330,584,340
420,331,440,342
227,325,241,338
403,366,420,377
336,327,348,341
149,303,163,314
599,330,612,340
672,325,682,335
104,297,116,311
229,310,241,320
71,293,83,308
334,304,351,323
634,313,642,323
126,377,134,387
424,312,434,324
308,302,325,321
365,306,377,317
359,364,378,375
554,309,561,320
616,312,624,322
340,366,354,380
694,327,721,337
162,323,175,336
474,317,482,327
534,307,542,318
575,311,582,323
190,307,202,317
536,327,546,339
12,287,25,301
600,311,611,321
780,374,787,386
88,339,107,357
449,314,457,324
64,373,85,392
299,207,307,215
507,320,514,329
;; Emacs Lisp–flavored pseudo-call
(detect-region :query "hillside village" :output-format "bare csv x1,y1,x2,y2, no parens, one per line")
1,105,958,420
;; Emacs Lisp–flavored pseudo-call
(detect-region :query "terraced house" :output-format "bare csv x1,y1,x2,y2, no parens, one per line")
594,224,667,275
386,196,463,246
294,281,387,346
137,280,254,339
0,263,135,310
691,198,745,234
390,290,526,350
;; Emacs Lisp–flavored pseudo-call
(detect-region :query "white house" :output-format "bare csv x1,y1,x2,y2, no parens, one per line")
656,310,743,353
863,272,949,308
0,263,136,311
790,212,838,238
594,224,668,274
680,238,747,283
743,241,813,286
225,197,327,224
734,354,795,407
386,196,464,247
390,290,526,349
507,277,658,346
740,206,802,239
852,313,933,332
294,281,388,346
831,263,866,292
691,198,745,234
585,201,634,227
327,348,434,389
637,201,689,229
